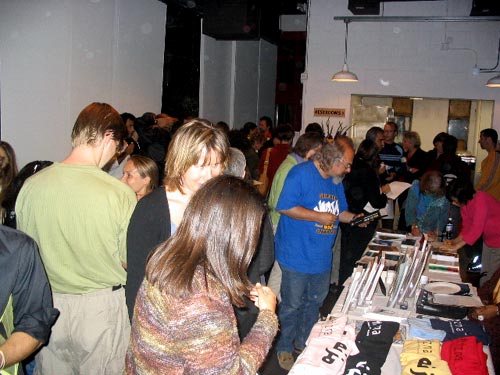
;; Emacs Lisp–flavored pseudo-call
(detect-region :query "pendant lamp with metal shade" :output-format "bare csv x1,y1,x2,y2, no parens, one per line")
332,21,358,82
482,38,500,88
486,74,500,88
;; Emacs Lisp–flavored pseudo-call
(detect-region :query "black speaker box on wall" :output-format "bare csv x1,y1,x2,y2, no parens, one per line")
203,0,278,42
470,0,500,16
348,0,380,15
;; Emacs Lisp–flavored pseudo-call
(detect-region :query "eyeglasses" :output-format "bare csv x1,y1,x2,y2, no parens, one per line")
337,158,352,170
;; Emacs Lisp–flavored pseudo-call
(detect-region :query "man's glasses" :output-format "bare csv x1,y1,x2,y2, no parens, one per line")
337,159,352,170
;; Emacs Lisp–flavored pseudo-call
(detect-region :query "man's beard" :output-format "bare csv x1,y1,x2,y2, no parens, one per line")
333,175,344,184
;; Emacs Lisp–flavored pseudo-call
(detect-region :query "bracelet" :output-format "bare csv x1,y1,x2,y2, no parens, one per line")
0,349,5,370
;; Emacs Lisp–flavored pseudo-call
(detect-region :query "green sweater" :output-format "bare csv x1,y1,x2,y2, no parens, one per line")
17,163,136,293
268,154,298,227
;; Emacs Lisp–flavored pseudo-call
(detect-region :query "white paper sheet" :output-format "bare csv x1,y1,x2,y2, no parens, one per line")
386,181,412,200
432,294,484,307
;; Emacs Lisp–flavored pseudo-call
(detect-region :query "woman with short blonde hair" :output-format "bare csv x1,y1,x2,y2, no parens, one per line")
126,119,229,319
164,119,229,193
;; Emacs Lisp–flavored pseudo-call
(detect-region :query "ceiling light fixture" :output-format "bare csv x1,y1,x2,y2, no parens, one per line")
332,21,358,82
486,74,500,88
334,17,500,88
480,38,500,88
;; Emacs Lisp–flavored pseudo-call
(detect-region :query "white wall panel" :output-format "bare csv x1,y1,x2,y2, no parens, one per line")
0,0,166,168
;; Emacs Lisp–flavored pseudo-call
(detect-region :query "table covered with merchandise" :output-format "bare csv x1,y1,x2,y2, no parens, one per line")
288,230,494,375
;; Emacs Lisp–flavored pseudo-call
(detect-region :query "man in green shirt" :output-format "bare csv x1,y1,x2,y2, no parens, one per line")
16,102,136,374
268,132,324,228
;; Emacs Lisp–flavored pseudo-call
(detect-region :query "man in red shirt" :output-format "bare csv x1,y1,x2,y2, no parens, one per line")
258,124,294,196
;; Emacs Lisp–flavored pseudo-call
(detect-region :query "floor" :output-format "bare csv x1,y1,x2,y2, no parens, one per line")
259,284,344,375
260,346,296,375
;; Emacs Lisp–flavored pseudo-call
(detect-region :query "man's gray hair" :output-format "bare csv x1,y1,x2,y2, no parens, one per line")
311,140,349,172
224,147,247,178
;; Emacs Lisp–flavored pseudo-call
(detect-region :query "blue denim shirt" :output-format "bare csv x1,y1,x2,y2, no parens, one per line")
404,180,450,233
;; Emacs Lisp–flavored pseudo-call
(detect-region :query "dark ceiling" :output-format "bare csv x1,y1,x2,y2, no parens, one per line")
159,0,500,19
158,0,308,17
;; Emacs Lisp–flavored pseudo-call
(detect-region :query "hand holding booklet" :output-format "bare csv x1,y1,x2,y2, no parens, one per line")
350,210,386,226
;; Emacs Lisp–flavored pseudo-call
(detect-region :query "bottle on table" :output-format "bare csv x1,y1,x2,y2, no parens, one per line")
445,217,453,240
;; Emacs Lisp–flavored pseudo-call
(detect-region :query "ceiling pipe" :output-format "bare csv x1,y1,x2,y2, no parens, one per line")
334,16,500,22
333,15,500,87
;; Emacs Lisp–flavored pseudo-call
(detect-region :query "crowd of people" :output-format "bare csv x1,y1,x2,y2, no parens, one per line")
1,103,500,374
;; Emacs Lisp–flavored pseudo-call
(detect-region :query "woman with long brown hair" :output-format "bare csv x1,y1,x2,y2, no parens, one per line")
0,141,18,220
125,175,278,374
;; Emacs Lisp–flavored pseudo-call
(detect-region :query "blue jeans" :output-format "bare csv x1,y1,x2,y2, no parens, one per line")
24,357,36,375
276,265,330,353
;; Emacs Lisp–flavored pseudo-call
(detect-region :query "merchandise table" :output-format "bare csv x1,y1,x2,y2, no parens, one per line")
288,232,495,374
327,285,495,374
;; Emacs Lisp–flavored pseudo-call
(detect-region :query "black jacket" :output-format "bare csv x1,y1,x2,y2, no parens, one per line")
126,187,171,319
342,157,387,214
125,187,275,330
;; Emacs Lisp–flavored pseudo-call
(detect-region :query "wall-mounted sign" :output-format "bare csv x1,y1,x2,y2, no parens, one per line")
314,108,345,117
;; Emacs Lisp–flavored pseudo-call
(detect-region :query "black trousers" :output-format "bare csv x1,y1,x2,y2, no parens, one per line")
338,220,378,287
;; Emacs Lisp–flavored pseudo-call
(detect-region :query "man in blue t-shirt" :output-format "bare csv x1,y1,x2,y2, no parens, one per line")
275,140,359,370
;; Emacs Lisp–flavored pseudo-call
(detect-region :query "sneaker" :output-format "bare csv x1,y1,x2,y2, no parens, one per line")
277,351,295,371
293,339,304,354
293,346,304,355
